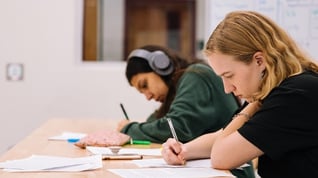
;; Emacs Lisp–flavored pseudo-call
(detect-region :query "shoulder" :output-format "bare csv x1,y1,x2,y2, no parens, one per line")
285,70,318,81
177,63,223,90
278,71,318,91
264,70,318,108
184,63,219,79
186,63,211,71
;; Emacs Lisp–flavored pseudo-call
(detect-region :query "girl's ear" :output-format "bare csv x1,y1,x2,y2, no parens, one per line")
253,52,266,70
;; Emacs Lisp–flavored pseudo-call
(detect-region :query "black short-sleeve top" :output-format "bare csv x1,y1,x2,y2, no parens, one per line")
238,71,318,178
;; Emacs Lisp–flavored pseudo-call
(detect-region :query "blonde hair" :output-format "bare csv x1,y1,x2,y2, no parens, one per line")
204,11,318,100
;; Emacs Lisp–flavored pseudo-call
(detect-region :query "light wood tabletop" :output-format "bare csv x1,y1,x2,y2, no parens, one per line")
0,118,162,178
0,118,233,178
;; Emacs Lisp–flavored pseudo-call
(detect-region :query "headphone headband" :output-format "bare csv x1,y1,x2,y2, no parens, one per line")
127,49,174,76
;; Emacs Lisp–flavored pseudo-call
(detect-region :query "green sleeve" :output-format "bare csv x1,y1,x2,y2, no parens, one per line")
121,64,239,143
145,112,157,122
230,161,256,178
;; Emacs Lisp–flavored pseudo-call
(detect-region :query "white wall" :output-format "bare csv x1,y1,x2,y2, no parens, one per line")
0,0,158,154
205,0,318,60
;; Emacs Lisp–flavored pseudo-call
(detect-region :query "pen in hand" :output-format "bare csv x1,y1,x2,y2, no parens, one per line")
120,103,129,120
166,117,179,142
166,117,186,165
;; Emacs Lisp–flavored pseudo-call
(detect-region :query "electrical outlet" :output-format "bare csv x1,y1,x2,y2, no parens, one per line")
6,63,24,81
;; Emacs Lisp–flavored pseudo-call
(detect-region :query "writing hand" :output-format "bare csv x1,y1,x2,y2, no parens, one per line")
161,138,187,165
117,119,131,131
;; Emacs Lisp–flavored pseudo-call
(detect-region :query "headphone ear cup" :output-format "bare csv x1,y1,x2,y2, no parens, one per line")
150,51,173,75
150,53,173,76
127,49,174,76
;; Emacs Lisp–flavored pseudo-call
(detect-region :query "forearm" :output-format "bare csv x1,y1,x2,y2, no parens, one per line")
184,130,222,160
218,101,261,138
211,101,262,169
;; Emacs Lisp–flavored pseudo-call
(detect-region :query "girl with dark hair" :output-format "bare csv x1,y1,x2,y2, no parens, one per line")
117,45,240,143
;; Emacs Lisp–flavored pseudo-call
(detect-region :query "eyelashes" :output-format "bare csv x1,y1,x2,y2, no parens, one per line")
223,74,233,79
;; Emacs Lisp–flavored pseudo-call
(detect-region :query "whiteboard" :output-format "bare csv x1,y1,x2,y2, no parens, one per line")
206,0,318,61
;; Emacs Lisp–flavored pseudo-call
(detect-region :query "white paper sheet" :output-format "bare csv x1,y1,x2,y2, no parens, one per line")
86,146,161,156
132,158,212,168
132,158,250,169
48,132,87,141
0,154,102,172
108,168,235,178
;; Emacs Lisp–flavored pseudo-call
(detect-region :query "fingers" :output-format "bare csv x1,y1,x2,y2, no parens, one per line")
75,132,107,147
117,120,130,131
161,138,186,165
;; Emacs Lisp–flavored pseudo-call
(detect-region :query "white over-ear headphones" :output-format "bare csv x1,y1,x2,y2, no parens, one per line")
127,49,174,76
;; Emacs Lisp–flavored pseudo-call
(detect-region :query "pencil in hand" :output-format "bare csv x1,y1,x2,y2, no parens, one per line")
120,103,129,120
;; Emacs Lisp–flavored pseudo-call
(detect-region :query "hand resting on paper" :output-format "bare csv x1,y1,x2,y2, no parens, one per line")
74,130,131,148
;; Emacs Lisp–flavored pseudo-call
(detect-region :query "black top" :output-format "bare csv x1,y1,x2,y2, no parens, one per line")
239,71,318,178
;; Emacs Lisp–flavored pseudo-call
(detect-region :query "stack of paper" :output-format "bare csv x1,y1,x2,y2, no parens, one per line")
0,154,102,172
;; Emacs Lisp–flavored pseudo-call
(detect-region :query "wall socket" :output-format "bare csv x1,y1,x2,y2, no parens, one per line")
6,63,24,81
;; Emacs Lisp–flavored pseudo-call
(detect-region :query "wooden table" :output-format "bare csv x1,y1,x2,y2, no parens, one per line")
0,118,233,178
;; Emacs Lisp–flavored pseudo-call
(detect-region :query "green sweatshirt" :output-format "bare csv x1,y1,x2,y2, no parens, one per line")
121,63,239,143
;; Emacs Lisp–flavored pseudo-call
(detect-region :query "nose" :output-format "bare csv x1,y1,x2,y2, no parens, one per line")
143,91,153,100
222,80,235,94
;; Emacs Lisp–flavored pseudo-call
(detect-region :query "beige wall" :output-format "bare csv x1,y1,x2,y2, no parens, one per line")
0,0,316,155
0,0,158,154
